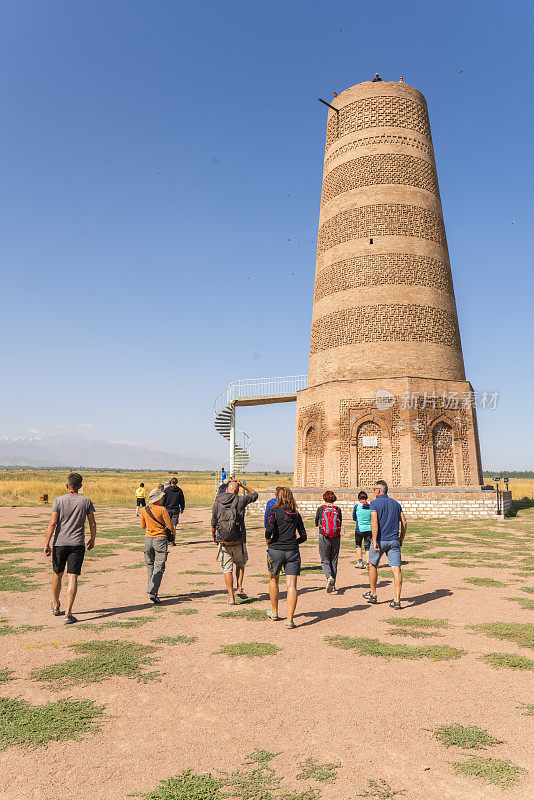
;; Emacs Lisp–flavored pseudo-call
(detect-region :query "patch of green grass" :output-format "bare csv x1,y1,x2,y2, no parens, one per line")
462,577,505,587
299,565,323,574
0,696,105,750
215,642,281,658
0,620,45,635
356,778,406,798
136,769,224,799
520,586,534,594
244,749,280,764
398,543,430,555
296,756,341,783
431,723,503,749
469,622,534,650
181,570,217,575
384,616,448,629
506,596,534,611
123,563,145,569
451,757,526,788
386,628,438,639
481,653,534,671
518,702,534,715
0,560,40,592
219,608,268,621
325,635,464,661
151,636,198,645
0,669,14,684
172,608,198,615
30,639,160,686
78,616,153,631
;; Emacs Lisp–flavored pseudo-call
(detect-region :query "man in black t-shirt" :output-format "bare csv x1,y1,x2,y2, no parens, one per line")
372,73,382,82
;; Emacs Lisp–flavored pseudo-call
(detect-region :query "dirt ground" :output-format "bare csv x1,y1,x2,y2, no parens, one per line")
0,504,532,800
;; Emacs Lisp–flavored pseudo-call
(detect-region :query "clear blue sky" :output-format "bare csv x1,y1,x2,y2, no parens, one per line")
1,0,532,470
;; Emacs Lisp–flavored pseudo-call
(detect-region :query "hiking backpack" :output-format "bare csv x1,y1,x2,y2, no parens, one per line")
320,505,341,539
216,495,241,543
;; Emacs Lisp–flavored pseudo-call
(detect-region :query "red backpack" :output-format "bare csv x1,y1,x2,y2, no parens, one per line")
320,505,341,539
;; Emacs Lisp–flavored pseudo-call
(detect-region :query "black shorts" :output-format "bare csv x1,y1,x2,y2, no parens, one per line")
355,531,372,550
267,548,301,576
136,498,146,507
52,545,86,575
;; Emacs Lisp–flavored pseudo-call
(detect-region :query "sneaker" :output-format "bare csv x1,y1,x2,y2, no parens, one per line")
149,594,162,604
326,576,335,593
356,560,364,569
389,600,402,610
363,591,377,604
285,619,296,629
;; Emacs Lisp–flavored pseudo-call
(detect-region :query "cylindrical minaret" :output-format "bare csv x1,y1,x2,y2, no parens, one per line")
309,80,464,386
294,80,483,489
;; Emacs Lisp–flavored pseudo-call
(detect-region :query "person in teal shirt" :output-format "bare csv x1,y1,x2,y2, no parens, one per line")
352,491,372,569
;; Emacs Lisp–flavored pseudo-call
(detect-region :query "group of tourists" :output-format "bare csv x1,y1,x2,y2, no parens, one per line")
44,472,406,625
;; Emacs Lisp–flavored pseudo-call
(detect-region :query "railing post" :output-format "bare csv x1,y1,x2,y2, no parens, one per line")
229,402,236,477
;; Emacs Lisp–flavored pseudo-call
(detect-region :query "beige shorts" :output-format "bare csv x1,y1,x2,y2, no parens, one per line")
219,542,248,573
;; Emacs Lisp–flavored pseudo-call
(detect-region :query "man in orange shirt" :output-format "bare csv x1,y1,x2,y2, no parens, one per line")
140,488,176,604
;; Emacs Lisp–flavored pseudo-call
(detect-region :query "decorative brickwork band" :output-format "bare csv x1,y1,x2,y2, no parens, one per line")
313,253,453,302
325,96,431,150
324,134,434,171
317,204,447,254
432,421,455,485
321,154,440,205
310,304,461,354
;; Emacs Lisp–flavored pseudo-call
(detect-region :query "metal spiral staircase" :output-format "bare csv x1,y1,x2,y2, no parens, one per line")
214,376,308,474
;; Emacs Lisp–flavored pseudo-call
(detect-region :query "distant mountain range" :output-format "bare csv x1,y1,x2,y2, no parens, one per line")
0,434,288,472
0,434,217,470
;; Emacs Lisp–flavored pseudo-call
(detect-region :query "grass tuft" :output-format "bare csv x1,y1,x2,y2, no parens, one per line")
481,653,534,671
136,769,223,799
506,596,534,611
431,723,503,749
356,778,406,798
78,616,152,631
518,702,534,715
219,608,268,622
30,639,159,686
451,757,526,788
215,642,281,658
384,616,448,629
0,669,14,684
462,577,505,588
469,622,534,650
151,636,198,645
296,756,341,783
243,749,280,764
172,608,198,615
325,635,464,661
0,696,105,750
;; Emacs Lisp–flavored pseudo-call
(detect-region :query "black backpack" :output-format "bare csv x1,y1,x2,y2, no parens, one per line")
216,495,242,543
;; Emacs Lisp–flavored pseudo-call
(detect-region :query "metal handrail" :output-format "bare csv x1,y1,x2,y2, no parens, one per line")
214,375,307,416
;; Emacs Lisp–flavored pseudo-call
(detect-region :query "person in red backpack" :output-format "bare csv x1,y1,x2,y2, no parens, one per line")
315,491,342,593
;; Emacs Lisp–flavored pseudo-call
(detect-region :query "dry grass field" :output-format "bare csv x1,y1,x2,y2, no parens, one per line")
0,470,292,508
0,470,532,509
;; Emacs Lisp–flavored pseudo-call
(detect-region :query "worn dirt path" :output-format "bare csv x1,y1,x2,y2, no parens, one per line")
0,504,532,800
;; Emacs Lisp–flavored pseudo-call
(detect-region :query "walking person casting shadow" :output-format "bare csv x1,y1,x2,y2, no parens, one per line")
44,472,96,624
265,487,307,629
140,488,176,604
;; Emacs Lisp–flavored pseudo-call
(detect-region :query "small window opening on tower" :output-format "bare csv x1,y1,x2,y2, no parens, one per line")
369,238,373,244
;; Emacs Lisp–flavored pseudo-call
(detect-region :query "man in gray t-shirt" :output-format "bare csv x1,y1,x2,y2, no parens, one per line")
44,472,96,624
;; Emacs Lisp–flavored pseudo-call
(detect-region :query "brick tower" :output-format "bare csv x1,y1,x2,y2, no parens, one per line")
294,79,483,489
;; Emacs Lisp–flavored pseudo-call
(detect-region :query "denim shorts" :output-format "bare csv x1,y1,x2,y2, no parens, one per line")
267,548,301,576
368,538,401,567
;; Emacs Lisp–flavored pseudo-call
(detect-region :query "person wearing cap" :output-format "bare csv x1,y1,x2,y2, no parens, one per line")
372,73,382,82
140,488,175,604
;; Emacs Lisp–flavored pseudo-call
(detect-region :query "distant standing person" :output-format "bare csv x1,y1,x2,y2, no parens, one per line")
315,491,342,593
264,486,283,527
140,488,176,604
221,467,227,483
353,491,372,569
265,487,307,628
135,483,147,517
162,477,185,530
364,480,407,610
211,479,258,604
44,472,96,624
372,72,382,82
